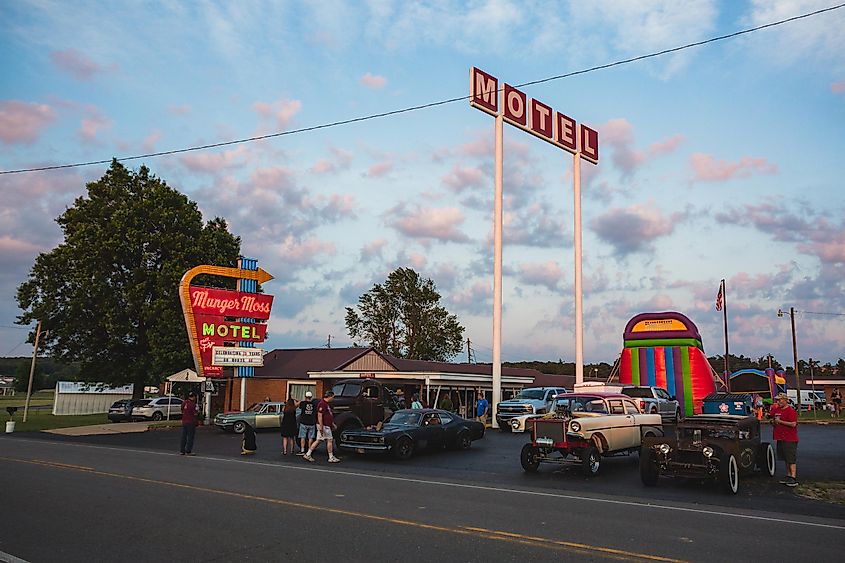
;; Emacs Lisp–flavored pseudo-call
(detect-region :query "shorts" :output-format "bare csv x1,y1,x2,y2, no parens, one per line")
298,424,316,440
315,427,333,441
777,440,798,464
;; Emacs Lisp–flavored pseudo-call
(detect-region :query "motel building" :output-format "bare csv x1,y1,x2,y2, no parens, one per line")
219,347,565,418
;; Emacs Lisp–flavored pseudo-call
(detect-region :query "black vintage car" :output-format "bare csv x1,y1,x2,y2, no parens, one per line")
338,409,485,460
640,414,776,494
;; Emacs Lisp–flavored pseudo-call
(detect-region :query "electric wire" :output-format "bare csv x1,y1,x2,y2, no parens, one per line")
1,2,843,176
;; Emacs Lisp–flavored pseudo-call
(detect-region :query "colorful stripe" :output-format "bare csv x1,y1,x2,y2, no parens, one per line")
624,338,702,349
631,348,640,385
681,347,694,415
664,347,676,398
645,347,656,386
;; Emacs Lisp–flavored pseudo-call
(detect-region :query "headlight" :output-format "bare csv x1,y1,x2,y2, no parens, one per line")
510,419,520,429
702,446,714,458
658,444,671,454
569,421,581,432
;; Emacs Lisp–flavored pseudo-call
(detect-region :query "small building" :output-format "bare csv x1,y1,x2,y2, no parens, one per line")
220,347,544,418
0,376,15,396
52,381,134,416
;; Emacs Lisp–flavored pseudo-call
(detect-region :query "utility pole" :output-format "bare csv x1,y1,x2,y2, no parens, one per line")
326,335,332,349
779,307,801,411
809,358,817,419
767,353,773,369
23,319,43,423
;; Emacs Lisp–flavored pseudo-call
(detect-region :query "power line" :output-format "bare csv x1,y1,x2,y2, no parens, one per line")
2,2,843,176
801,311,845,317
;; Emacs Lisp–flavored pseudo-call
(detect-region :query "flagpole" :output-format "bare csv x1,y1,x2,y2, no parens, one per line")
721,278,731,392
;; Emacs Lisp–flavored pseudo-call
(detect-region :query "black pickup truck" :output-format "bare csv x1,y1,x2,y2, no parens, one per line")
329,378,400,434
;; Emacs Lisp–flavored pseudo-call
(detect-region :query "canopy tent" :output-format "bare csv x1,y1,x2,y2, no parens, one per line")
164,369,206,421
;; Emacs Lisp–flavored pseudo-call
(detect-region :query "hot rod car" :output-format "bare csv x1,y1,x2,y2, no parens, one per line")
639,414,776,494
520,393,663,476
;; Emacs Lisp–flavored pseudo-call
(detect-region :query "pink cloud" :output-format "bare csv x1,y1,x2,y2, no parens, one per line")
253,99,302,130
442,164,485,192
251,166,296,191
690,152,778,183
601,118,684,177
450,281,493,314
275,235,336,265
311,147,353,174
365,161,393,177
79,108,112,143
50,49,111,81
169,105,192,116
0,101,56,144
360,72,387,89
832,81,845,94
179,147,247,174
516,261,563,291
361,238,387,261
389,205,470,243
799,232,845,264
592,203,685,255
142,130,161,152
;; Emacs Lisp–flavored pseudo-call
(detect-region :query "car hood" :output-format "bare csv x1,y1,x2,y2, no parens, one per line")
343,423,414,436
499,398,545,406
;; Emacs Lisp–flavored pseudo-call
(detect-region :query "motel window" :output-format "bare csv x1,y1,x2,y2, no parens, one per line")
289,383,317,401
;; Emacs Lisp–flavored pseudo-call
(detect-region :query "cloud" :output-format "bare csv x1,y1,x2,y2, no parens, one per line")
274,235,336,265
50,49,111,80
515,261,563,292
833,81,845,94
388,205,470,243
450,281,493,315
142,130,162,152
253,98,302,130
441,164,485,192
360,238,387,262
179,146,248,174
169,105,192,116
360,72,387,89
312,147,353,174
79,106,112,143
601,118,685,178
0,101,56,144
690,153,778,183
592,203,685,255
365,161,393,177
501,203,571,248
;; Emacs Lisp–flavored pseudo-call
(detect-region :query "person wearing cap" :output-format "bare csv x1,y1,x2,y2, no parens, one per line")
769,392,799,487
297,391,318,456
179,391,200,456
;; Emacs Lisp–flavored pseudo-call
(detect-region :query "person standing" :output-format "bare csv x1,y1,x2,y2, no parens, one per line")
303,391,340,463
439,393,453,412
410,394,423,409
179,391,199,456
832,388,842,417
297,391,317,455
476,392,489,424
280,398,298,455
770,392,799,487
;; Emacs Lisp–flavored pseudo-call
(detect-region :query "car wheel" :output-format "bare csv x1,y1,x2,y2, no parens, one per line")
581,445,601,477
639,447,659,486
152,411,164,421
457,430,472,451
393,436,414,460
520,443,540,473
758,442,776,477
720,453,739,494
233,421,247,434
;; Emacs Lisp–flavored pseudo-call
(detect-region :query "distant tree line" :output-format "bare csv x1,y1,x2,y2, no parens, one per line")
0,357,81,392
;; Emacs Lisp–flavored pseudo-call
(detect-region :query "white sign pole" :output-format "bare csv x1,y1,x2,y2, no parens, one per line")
492,113,504,428
573,152,584,385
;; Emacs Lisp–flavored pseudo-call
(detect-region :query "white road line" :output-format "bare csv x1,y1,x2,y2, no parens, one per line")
5,437,845,531
0,549,30,563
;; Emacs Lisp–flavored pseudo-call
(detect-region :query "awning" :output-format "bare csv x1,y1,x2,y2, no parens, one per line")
166,369,206,383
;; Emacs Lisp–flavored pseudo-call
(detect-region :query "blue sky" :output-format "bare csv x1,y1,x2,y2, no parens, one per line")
1,0,844,369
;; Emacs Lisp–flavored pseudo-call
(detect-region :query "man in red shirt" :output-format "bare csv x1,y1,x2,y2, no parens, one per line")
180,391,199,456
769,392,799,487
303,390,340,463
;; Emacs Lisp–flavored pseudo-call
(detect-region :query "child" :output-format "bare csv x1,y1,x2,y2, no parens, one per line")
241,422,257,455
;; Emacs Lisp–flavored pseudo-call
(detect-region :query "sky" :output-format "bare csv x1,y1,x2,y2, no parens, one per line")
1,0,844,370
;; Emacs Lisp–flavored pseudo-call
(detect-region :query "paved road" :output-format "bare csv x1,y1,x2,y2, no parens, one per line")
1,425,843,562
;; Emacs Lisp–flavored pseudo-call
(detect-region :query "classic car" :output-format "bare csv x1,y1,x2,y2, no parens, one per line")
520,393,663,476
338,408,485,460
214,401,285,433
639,414,776,494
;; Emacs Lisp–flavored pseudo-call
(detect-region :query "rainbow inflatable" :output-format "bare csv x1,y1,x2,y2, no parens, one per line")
619,312,717,416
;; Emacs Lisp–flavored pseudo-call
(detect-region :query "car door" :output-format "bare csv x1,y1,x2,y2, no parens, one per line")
607,399,635,449
623,399,645,447
655,388,672,417
170,398,183,418
419,412,445,449
254,404,276,428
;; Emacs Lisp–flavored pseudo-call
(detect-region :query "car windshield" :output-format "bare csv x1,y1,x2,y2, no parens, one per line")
515,389,545,400
110,400,128,408
556,396,607,414
246,403,263,412
386,412,422,426
621,388,652,398
332,382,362,397
681,427,736,440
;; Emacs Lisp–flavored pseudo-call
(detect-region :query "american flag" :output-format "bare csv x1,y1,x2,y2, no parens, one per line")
715,282,724,312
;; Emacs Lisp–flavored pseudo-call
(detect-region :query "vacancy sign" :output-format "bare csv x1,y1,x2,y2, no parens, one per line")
470,67,599,164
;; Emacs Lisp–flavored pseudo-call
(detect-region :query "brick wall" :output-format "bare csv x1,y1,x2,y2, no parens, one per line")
221,378,328,412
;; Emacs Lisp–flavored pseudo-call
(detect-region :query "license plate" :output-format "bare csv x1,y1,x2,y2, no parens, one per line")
356,448,366,454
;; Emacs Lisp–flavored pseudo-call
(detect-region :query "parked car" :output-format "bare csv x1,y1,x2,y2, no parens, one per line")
131,397,183,421
214,401,285,433
107,399,149,422
640,414,776,494
620,386,681,423
496,387,568,431
339,409,485,460
329,379,400,434
520,393,663,476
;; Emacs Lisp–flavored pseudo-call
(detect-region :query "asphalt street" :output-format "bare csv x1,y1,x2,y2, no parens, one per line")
1,424,843,562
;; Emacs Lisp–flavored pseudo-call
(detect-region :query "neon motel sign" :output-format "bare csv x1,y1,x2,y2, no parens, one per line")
469,67,598,163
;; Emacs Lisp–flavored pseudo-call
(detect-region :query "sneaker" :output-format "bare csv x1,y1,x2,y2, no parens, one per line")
779,477,791,484
180,452,186,455
303,454,314,462
295,452,305,456
785,477,799,487
186,452,196,456
328,457,341,463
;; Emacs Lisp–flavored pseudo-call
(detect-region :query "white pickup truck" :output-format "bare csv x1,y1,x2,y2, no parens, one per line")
620,386,681,423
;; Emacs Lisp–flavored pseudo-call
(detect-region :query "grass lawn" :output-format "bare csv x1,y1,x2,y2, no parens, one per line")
0,398,53,408
5,412,109,432
795,482,845,505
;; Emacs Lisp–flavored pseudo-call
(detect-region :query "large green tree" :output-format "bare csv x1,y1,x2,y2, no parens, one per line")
345,267,464,361
16,160,241,397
